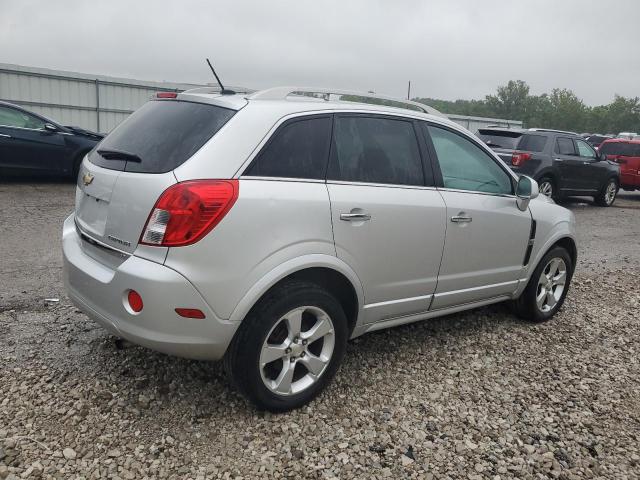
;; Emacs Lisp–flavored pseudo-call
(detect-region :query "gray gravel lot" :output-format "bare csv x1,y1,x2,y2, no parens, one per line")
1,181,639,479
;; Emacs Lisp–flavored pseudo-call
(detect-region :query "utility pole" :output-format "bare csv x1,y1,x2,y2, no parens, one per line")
407,80,411,100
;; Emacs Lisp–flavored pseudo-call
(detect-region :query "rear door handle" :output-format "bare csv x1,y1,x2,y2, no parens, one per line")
554,158,564,162
340,213,371,222
0,133,12,139
451,215,472,223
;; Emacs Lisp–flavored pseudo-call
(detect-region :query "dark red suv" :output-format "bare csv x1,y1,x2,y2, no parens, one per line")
599,139,640,191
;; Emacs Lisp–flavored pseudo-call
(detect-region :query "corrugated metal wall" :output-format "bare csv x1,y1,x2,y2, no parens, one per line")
1,63,523,134
0,63,205,133
447,113,523,132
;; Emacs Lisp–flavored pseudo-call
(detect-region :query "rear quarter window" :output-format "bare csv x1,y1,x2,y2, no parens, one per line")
89,100,235,173
517,134,547,153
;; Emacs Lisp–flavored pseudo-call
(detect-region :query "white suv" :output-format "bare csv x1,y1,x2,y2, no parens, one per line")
63,87,577,411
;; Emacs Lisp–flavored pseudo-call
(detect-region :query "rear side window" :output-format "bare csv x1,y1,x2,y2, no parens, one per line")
517,134,547,153
427,125,513,195
327,116,425,186
244,116,332,179
89,100,235,173
556,137,577,155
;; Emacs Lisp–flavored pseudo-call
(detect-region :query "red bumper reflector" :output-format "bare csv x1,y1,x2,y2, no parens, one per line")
175,308,206,319
127,290,143,313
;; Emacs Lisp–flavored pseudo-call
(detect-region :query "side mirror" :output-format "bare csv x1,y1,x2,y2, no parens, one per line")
43,123,58,134
515,175,539,211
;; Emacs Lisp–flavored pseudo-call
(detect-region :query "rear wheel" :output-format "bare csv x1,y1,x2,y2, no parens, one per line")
224,281,348,412
513,246,573,323
595,178,618,207
537,176,557,200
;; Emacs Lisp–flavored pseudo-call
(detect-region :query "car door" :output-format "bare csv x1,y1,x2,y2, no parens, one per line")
553,136,585,193
327,114,447,324
423,123,532,310
574,138,607,191
0,105,67,174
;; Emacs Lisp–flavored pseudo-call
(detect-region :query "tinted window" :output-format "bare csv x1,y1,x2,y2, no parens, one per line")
477,130,522,149
517,134,547,153
0,106,45,129
576,139,596,158
328,116,425,186
556,137,577,155
89,101,235,173
428,125,512,195
586,135,609,146
600,142,640,157
244,116,331,179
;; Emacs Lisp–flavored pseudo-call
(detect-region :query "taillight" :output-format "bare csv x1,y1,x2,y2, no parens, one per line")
156,92,178,99
511,152,532,167
140,180,238,247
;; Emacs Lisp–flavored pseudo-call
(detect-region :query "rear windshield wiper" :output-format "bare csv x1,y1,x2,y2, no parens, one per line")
97,149,142,163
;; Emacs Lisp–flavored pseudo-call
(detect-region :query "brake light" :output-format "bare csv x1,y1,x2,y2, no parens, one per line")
140,180,239,247
156,92,178,99
511,152,532,167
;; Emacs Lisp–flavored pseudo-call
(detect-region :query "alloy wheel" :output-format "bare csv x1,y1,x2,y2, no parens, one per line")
536,258,567,313
604,181,617,205
259,306,335,396
539,181,553,197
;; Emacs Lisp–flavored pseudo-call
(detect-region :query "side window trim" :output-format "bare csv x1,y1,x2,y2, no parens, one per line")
420,121,516,195
327,113,431,188
241,113,334,180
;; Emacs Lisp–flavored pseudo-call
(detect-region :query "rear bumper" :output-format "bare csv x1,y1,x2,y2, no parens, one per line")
62,214,239,360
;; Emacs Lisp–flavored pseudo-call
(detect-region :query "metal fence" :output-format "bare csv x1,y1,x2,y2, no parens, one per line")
0,63,204,133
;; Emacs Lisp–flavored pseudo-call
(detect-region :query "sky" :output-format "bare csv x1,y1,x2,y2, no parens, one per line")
1,0,638,106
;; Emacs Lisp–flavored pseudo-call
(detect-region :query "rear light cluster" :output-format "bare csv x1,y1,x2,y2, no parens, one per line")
511,152,532,167
140,180,238,247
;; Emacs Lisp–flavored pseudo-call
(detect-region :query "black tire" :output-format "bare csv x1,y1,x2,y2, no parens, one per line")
537,176,559,201
513,246,574,323
594,178,618,207
224,280,348,412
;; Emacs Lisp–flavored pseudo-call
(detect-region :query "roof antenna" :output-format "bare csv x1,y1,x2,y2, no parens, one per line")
206,58,235,95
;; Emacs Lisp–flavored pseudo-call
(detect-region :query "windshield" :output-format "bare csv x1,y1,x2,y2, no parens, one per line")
88,100,235,173
599,142,640,157
477,130,522,149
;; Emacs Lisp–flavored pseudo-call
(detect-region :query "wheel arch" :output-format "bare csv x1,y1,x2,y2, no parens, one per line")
229,256,364,336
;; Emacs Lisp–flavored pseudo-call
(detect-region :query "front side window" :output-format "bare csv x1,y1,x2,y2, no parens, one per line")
0,106,45,129
327,116,425,186
556,137,577,156
244,116,332,179
575,139,596,158
427,125,513,195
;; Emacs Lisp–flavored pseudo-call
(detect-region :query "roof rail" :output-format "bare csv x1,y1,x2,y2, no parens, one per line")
247,87,444,117
528,128,578,135
183,86,255,95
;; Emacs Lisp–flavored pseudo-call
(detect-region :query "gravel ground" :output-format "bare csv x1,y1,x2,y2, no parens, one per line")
1,181,639,479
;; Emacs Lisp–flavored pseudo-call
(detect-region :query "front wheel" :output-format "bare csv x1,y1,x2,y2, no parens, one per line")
224,281,348,412
513,246,574,323
595,178,618,207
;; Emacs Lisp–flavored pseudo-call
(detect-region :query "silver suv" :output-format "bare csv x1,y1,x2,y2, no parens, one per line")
63,87,577,411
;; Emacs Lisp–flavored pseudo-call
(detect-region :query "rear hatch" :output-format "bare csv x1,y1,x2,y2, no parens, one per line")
477,129,523,164
75,98,236,256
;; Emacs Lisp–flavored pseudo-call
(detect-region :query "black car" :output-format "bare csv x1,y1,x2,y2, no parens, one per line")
0,101,103,179
477,127,621,206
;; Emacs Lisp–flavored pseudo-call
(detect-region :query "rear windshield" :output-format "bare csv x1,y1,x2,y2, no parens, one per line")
517,134,547,153
477,130,522,149
600,142,640,156
88,100,235,173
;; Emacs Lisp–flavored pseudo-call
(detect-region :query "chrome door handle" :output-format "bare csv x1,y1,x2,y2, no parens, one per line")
451,215,472,223
340,213,371,222
0,133,12,138
554,158,564,162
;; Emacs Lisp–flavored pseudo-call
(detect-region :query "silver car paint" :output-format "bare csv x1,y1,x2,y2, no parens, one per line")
63,91,577,360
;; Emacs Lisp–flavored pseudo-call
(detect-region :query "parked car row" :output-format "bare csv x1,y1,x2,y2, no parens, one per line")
0,101,103,178
477,127,620,206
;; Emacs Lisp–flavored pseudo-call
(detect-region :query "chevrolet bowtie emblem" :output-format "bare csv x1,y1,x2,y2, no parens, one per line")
83,172,94,186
